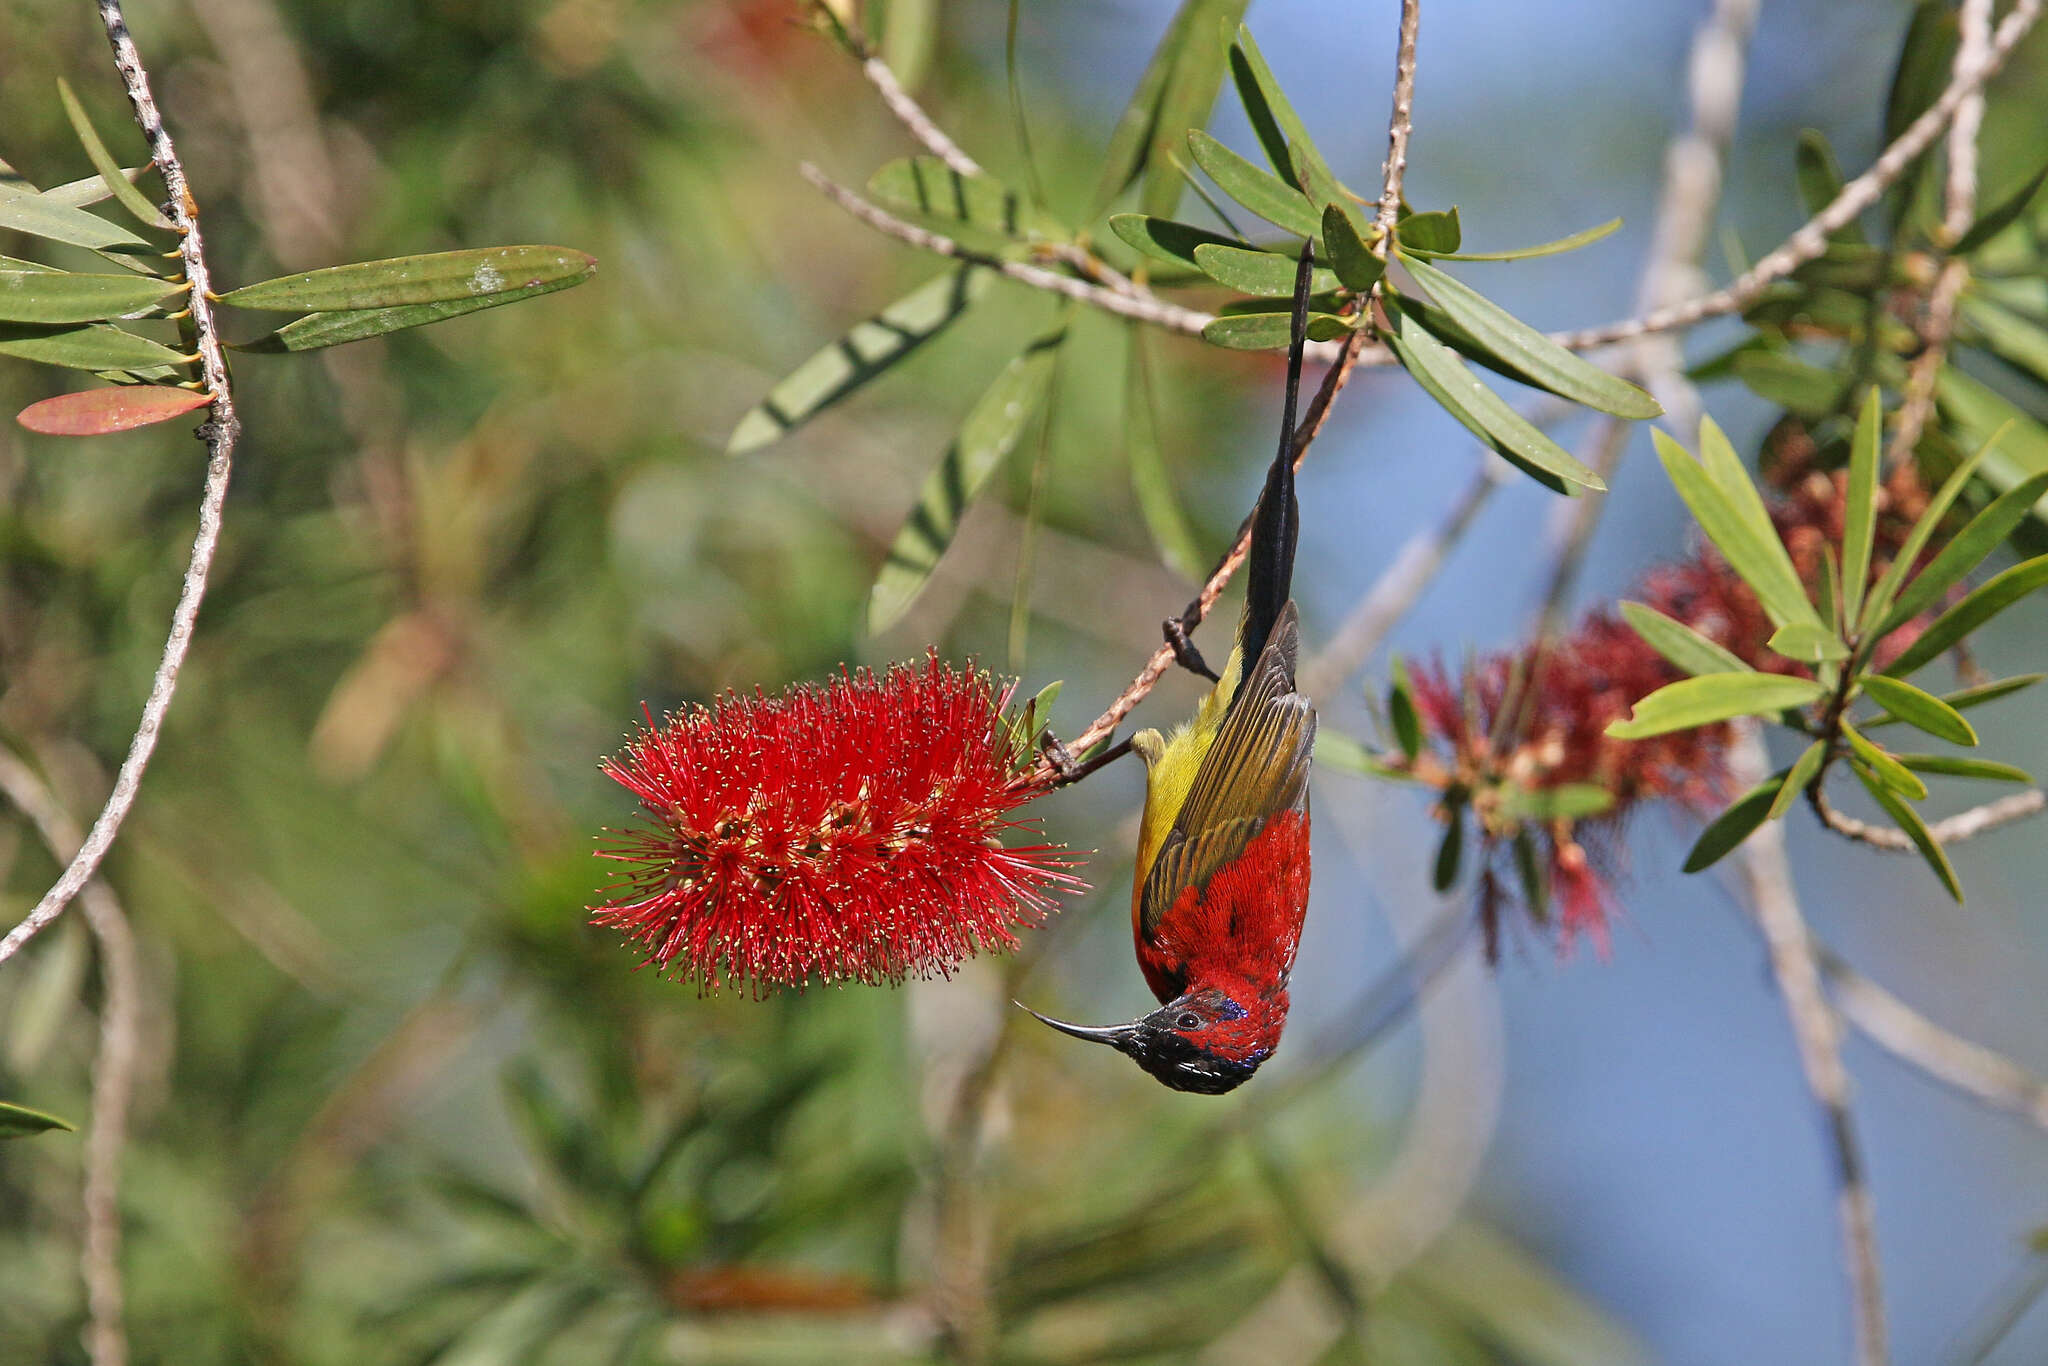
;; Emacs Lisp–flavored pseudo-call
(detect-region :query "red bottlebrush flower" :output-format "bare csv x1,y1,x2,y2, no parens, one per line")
591,655,1081,992
1397,438,1944,957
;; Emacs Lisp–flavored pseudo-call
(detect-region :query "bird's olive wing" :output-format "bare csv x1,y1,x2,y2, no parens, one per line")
1138,606,1314,939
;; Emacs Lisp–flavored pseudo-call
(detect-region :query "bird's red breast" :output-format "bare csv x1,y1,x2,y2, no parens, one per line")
1135,809,1312,1007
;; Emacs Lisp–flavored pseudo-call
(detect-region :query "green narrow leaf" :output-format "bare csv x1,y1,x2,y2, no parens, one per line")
1843,721,1928,799
1883,2,1958,222
1860,675,1978,746
1514,828,1550,916
726,266,990,454
1840,388,1881,626
38,169,147,211
1395,295,1549,391
232,269,591,355
1619,600,1750,676
0,322,185,371
1397,253,1660,419
868,330,1065,632
1185,130,1319,237
1124,330,1204,580
1395,209,1461,254
1862,673,2044,727
1768,740,1830,821
1952,154,2048,253
56,78,171,230
1321,205,1383,292
1883,555,2048,679
1286,141,1352,237
868,157,1064,245
1401,217,1623,262
1495,782,1616,822
1962,292,2048,386
1605,672,1829,740
1088,0,1191,215
1107,213,1240,270
219,245,595,311
1654,428,1824,631
1767,622,1848,663
1190,242,1336,296
1388,658,1422,761
0,1100,74,1138
1684,773,1786,872
1794,130,1861,242
1432,806,1465,891
1894,754,2033,783
1200,310,1348,350
1729,348,1840,418
1863,416,2008,630
1851,761,1962,901
1315,730,1421,782
0,270,179,323
1140,0,1253,218
1228,24,1333,192
0,189,149,251
1382,296,1604,493
1820,545,1844,637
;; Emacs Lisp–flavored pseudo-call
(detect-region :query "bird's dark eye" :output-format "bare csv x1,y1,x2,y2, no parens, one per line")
1176,1012,1202,1030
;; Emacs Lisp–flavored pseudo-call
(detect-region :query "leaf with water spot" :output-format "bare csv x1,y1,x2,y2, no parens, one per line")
219,245,595,312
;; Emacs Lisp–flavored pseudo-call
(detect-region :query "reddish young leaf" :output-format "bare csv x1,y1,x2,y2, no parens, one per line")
17,385,210,436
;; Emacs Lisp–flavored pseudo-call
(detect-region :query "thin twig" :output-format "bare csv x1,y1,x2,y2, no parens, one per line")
861,54,981,178
0,751,140,1366
1944,0,1995,243
1557,0,2041,353
1035,327,1371,777
1532,415,1636,637
1034,0,1428,777
0,4,242,968
1730,729,1889,1366
1817,946,2048,1133
1887,0,1993,472
800,163,1285,347
1811,784,2045,851
1298,456,1505,700
813,0,2039,393
1372,0,1422,245
1532,0,1755,641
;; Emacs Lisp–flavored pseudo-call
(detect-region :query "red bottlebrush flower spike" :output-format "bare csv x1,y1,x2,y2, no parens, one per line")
1394,437,1942,958
591,655,1081,992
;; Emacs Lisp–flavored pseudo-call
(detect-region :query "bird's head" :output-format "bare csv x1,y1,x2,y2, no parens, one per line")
1019,985,1287,1095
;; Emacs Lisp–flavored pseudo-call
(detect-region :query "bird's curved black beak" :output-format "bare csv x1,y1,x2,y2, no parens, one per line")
1015,1001,1141,1050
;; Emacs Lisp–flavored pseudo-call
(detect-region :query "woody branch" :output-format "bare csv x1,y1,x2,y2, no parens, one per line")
0,0,242,968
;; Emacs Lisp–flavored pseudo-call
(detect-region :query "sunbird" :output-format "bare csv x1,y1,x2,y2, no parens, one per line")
1024,247,1318,1094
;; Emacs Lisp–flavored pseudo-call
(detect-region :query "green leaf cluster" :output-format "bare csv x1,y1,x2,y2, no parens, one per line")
1614,400,2047,898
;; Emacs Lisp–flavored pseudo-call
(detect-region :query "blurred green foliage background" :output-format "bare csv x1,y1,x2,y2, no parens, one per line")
3,2,2048,1363
0,2,1639,1362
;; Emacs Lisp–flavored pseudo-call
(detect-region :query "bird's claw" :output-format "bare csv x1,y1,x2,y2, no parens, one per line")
1162,617,1219,682
1039,731,1082,781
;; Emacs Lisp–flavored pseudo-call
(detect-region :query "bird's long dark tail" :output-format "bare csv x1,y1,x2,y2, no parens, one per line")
1237,242,1314,691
